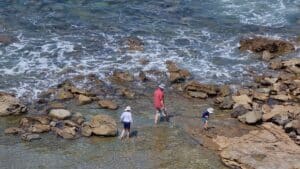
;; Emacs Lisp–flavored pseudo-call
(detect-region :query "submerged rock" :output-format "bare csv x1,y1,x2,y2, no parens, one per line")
0,34,18,45
98,100,118,110
77,94,93,105
21,133,41,141
0,92,27,116
123,36,144,51
52,126,76,139
213,123,300,169
4,127,24,134
28,124,51,133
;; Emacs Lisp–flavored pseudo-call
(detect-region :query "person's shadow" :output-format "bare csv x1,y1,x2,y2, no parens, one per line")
129,130,138,137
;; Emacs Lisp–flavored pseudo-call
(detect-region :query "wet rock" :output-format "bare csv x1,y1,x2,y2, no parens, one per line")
30,115,51,125
49,109,71,120
56,89,74,100
219,85,231,97
166,61,191,83
69,86,95,97
187,91,207,99
21,133,41,141
123,36,144,51
138,71,148,82
77,94,93,105
231,105,248,118
28,124,51,133
238,111,262,124
71,112,85,125
64,120,80,128
53,126,76,139
98,100,118,110
270,94,292,101
0,92,27,116
184,81,219,97
239,37,295,57
0,34,18,45
117,88,135,99
20,117,32,128
81,125,92,137
219,96,234,110
111,71,134,82
139,58,149,65
282,58,300,74
213,123,300,169
237,88,252,96
4,127,24,134
89,115,117,136
262,50,274,61
269,59,283,70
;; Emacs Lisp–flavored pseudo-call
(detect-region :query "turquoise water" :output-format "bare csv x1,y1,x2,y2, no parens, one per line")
0,0,299,98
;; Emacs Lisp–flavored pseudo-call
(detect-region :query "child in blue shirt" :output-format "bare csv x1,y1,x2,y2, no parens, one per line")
201,108,214,130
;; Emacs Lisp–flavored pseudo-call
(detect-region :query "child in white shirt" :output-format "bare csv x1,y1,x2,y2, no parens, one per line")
119,106,133,139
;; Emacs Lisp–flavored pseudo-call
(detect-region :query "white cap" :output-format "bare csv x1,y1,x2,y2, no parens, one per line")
207,108,214,114
159,84,165,89
125,106,131,111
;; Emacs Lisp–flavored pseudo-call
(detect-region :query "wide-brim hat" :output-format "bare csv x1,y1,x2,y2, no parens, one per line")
125,106,131,111
207,107,214,114
159,84,165,89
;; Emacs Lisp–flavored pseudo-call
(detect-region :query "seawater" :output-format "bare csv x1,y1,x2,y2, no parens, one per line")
0,0,299,99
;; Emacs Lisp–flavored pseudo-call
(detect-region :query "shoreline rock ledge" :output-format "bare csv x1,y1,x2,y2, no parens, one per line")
213,123,300,169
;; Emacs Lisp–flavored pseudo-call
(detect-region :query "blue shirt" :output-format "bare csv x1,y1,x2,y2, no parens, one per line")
201,111,209,119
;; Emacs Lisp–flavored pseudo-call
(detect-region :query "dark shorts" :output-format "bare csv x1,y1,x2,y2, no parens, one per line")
201,118,208,123
123,122,131,130
156,107,164,113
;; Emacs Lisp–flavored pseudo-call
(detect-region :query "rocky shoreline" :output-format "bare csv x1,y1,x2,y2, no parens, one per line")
1,36,300,169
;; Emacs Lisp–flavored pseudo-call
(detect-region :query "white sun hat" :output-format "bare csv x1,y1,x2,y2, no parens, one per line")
159,84,165,89
207,107,214,114
125,106,131,111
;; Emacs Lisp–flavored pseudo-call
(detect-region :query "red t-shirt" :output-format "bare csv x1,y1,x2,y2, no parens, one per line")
154,88,164,109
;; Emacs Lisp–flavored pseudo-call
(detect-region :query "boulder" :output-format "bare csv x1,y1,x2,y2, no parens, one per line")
53,126,76,139
166,61,191,83
232,94,252,108
0,92,27,116
219,85,231,97
238,111,262,124
219,96,234,110
89,115,117,136
270,94,292,101
4,127,24,134
71,112,85,125
81,125,92,137
30,115,51,125
253,91,269,101
63,120,80,128
282,58,300,74
268,59,283,70
213,123,300,169
28,124,50,133
187,91,207,99
21,133,41,141
77,94,92,105
271,113,289,126
49,109,71,120
98,100,118,110
239,37,295,56
56,89,73,100
231,105,248,118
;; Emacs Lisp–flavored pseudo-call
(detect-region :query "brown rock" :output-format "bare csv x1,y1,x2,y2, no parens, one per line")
0,34,18,45
0,92,27,116
111,71,134,82
231,105,248,118
187,91,208,99
49,109,71,120
28,124,50,133
77,94,92,105
98,100,118,110
166,61,191,83
270,94,292,101
262,50,274,61
81,125,92,137
238,111,262,124
219,96,234,110
232,94,252,107
269,59,283,70
21,133,41,141
123,37,144,51
53,126,76,139
71,112,85,125
117,88,135,99
89,115,117,136
4,127,24,134
253,91,269,101
213,123,300,169
262,104,300,122
184,81,219,96
282,58,300,74
219,85,231,97
56,89,73,100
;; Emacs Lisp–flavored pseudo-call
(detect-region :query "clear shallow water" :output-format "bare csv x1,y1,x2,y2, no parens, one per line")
0,0,299,98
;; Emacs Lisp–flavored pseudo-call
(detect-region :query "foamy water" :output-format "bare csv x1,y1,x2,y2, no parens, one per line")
0,0,299,99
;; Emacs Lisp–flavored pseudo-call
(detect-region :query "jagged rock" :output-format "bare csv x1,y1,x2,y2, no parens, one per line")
269,59,283,70
77,94,92,105
184,81,219,96
239,37,295,56
53,126,76,139
111,71,134,82
270,94,292,101
4,127,24,134
98,100,118,110
21,133,41,141
253,91,269,101
81,125,92,137
262,104,300,122
219,96,234,110
262,50,275,61
49,109,71,120
56,89,73,100
187,91,207,99
238,111,262,124
219,85,231,97
166,61,191,83
0,92,27,116
271,113,289,126
213,123,300,169
231,105,248,118
89,115,117,136
28,124,50,133
232,94,252,108
282,58,300,74
71,112,85,125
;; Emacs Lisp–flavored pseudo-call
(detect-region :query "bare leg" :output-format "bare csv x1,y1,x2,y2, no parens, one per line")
154,111,160,124
119,129,125,139
126,129,130,139
204,121,208,130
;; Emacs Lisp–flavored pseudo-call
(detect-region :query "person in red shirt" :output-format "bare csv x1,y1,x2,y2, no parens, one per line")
153,84,167,124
